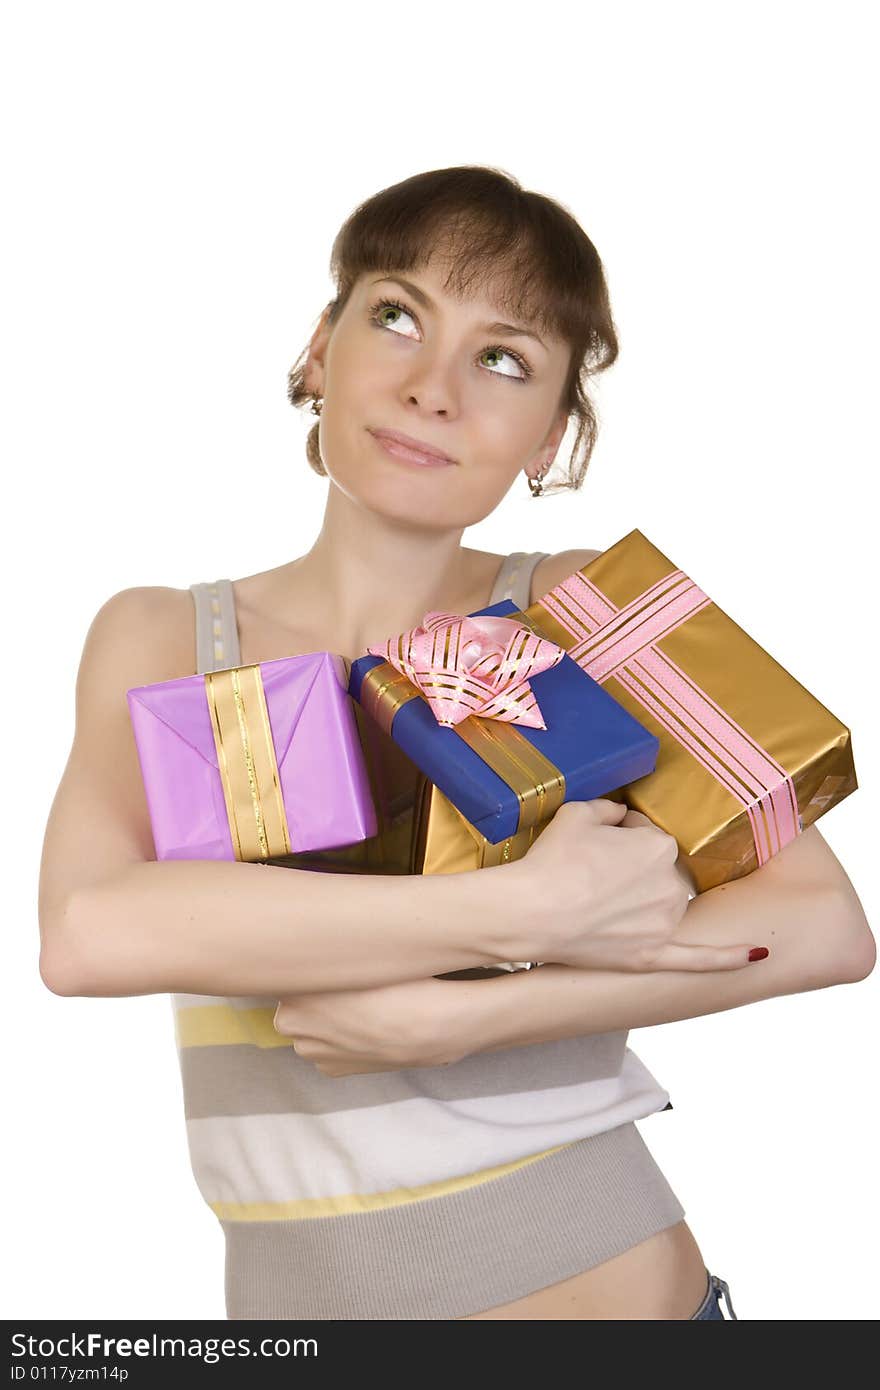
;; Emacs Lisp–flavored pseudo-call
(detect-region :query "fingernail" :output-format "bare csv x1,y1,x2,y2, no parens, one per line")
748,947,770,962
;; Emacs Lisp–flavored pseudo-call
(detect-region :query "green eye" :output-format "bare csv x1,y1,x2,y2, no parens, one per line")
377,303,406,327
367,297,533,382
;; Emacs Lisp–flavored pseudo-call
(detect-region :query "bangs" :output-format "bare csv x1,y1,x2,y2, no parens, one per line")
330,172,595,348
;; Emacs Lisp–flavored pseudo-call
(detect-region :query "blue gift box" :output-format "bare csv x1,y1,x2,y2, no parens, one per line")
348,597,660,844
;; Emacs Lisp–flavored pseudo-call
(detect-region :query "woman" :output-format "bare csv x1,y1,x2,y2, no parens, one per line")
39,165,874,1321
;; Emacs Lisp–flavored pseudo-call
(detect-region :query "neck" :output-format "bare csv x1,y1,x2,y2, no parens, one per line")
282,485,501,654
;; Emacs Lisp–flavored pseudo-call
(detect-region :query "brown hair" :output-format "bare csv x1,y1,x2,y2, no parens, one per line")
287,164,620,495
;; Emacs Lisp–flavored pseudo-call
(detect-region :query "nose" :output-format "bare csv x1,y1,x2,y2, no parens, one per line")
400,356,461,416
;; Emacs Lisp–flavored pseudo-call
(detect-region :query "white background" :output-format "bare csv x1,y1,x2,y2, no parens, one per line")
3,0,876,1322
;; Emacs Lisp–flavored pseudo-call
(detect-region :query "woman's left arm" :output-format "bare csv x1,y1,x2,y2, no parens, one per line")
440,824,875,1059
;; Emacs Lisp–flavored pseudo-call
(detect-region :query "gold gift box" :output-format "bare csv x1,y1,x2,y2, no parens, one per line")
409,772,547,977
412,529,857,899
411,770,548,873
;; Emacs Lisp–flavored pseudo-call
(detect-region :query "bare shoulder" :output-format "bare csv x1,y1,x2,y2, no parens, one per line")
39,585,200,941
80,584,197,685
530,547,604,603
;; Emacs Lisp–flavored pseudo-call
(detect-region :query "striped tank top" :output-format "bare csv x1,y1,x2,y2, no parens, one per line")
173,551,685,1319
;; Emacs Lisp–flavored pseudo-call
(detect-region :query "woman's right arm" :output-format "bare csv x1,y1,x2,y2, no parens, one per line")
37,587,522,999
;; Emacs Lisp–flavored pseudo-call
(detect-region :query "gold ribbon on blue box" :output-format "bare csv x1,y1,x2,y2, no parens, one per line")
349,603,661,845
410,769,549,873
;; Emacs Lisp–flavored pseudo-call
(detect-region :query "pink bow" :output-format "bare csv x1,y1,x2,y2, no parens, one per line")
366,611,566,728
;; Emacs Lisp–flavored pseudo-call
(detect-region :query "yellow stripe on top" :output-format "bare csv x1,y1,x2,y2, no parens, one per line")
175,1004,286,1049
210,1140,580,1221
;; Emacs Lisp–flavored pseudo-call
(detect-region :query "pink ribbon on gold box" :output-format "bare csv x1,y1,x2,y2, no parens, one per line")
516,529,857,893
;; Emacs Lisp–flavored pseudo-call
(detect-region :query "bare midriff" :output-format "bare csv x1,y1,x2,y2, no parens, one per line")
457,1220,710,1320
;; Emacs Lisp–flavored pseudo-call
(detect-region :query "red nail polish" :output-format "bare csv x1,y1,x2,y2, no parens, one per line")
748,947,770,961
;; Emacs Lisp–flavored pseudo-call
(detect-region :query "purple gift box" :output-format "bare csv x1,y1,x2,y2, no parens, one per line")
126,652,377,862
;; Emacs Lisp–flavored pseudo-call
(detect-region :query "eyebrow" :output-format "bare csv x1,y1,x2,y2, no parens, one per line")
370,275,548,351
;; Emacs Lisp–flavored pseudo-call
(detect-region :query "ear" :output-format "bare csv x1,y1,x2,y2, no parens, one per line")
304,305,335,396
548,407,569,453
526,409,569,475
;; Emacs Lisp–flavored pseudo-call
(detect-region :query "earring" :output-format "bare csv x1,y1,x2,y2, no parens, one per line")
527,463,549,497
310,395,323,416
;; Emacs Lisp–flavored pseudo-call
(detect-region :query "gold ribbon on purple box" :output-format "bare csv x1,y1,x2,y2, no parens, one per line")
204,665,292,861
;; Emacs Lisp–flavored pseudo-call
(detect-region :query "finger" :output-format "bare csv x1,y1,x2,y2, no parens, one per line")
648,941,771,972
620,808,656,829
273,1002,301,1035
581,798,628,824
274,1004,312,1038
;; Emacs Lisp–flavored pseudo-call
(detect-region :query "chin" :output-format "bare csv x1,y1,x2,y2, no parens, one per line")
368,486,468,530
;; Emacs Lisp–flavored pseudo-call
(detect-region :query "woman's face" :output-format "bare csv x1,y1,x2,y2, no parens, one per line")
305,258,572,528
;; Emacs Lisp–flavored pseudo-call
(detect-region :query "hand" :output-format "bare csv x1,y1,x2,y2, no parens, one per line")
273,976,464,1076
514,798,760,974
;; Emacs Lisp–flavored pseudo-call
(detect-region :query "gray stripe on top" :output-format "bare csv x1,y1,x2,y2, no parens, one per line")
189,579,241,673
222,1120,686,1320
178,1028,628,1120
491,550,549,608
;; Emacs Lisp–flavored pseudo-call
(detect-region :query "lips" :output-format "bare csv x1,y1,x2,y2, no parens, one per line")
369,428,457,466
